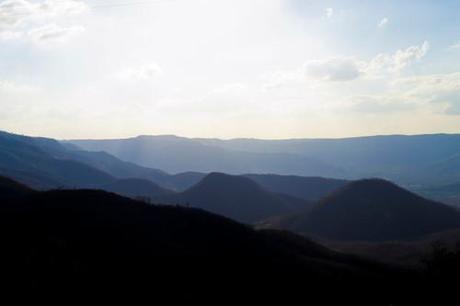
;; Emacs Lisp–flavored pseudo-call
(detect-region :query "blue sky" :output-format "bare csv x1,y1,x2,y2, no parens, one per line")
1,0,460,139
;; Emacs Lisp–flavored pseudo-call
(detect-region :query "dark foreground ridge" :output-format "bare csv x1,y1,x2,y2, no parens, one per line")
0,176,422,303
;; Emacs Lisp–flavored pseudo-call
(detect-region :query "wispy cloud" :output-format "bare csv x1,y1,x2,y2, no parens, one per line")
378,17,389,28
28,23,84,43
364,41,430,76
302,41,430,82
115,63,163,81
0,0,87,44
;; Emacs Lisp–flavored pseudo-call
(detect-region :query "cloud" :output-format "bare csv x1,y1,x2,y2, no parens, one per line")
448,42,460,50
0,0,35,28
393,41,429,69
0,29,22,40
304,58,361,81
364,41,430,76
292,41,430,88
28,23,84,43
344,72,460,116
325,8,333,19
0,0,86,27
302,42,430,82
378,17,389,28
0,0,87,44
115,63,163,81
35,0,87,17
391,73,460,115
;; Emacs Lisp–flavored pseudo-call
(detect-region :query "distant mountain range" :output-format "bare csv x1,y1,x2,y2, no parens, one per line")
267,179,460,241
69,134,460,186
0,130,344,222
68,135,345,178
4,129,460,238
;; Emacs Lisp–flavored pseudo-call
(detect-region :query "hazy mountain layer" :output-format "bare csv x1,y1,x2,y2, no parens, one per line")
70,134,460,186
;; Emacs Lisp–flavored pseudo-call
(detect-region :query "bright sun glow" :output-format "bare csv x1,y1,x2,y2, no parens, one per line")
1,0,460,139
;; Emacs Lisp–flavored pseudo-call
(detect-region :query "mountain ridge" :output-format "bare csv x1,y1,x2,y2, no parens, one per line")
269,179,460,241
157,172,314,223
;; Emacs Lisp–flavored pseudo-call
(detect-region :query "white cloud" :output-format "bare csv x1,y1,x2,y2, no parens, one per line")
393,41,429,69
304,58,361,81
28,23,84,43
299,42,429,83
393,73,460,115
325,8,333,19
35,0,87,17
378,17,389,28
0,0,36,28
115,63,163,81
364,41,430,76
0,29,22,40
0,0,87,44
341,73,460,116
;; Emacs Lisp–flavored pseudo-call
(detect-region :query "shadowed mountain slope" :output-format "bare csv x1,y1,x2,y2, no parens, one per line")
0,131,172,190
100,178,173,199
0,131,114,189
158,172,313,223
245,174,348,201
0,175,34,198
271,179,460,241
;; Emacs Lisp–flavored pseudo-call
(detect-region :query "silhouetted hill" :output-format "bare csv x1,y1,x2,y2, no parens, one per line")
100,178,173,199
0,179,412,302
272,179,460,241
245,174,348,201
159,172,313,223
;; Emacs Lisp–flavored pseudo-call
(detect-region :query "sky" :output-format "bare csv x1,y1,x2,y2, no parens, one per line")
1,0,460,139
